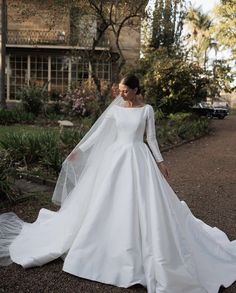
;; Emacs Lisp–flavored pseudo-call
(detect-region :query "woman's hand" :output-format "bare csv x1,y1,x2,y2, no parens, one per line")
157,161,169,179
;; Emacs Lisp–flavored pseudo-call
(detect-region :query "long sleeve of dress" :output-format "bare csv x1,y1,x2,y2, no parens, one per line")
78,107,113,152
146,105,164,163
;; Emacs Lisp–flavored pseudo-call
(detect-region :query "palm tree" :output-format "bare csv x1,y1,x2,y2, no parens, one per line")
185,5,213,68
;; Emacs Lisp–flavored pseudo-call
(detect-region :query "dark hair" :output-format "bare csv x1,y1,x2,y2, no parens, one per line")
120,74,141,95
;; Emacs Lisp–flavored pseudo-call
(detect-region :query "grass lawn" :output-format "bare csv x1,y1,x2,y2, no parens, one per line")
0,124,59,141
0,124,62,180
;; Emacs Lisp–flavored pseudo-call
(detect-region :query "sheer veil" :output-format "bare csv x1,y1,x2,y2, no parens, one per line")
0,95,124,266
52,95,124,205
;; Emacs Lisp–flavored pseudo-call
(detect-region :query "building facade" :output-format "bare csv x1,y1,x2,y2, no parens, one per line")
4,0,145,102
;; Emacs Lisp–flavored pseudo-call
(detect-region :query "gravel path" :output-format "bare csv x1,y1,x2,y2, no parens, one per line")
0,115,236,293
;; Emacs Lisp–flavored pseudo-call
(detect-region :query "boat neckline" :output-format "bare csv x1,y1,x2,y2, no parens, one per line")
115,104,148,109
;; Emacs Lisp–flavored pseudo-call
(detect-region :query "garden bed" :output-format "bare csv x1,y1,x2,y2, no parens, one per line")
0,113,210,177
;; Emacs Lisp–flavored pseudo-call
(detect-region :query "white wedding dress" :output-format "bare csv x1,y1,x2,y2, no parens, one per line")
1,104,236,293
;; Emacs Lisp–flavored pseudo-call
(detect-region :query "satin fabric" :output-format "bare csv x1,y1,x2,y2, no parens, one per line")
1,104,236,293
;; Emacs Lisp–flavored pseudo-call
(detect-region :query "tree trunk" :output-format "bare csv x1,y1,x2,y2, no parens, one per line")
0,0,7,109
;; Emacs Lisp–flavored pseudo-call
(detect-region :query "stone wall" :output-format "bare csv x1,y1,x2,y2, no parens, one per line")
7,0,142,66
7,0,69,32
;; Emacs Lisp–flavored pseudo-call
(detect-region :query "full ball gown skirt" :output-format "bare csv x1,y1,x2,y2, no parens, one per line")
0,104,236,293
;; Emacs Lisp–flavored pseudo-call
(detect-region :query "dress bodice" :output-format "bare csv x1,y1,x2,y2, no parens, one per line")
79,104,163,163
112,105,147,145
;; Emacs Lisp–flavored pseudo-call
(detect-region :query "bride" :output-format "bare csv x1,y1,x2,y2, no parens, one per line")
0,74,236,293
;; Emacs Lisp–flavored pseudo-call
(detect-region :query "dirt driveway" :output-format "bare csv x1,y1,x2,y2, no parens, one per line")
0,114,236,293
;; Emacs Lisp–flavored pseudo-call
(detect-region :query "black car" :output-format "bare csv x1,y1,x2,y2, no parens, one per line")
192,103,229,119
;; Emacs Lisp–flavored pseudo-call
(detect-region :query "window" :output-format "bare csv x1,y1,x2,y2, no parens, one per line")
51,56,69,93
30,56,48,88
7,53,111,101
71,56,89,87
94,61,111,81
71,56,111,87
9,55,27,100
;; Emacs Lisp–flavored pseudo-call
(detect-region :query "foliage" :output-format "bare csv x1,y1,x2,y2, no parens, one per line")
0,152,16,202
45,112,65,121
0,81,112,127
136,48,208,114
154,108,165,122
0,108,35,125
61,89,98,118
0,132,46,164
168,112,192,123
46,90,64,116
206,59,235,96
59,80,110,120
156,113,209,146
185,6,213,67
0,125,43,141
0,108,210,182
167,112,209,140
177,116,209,140
60,128,84,150
16,82,49,116
212,1,236,58
39,132,64,174
0,131,62,174
0,127,87,176
150,0,186,51
184,3,235,94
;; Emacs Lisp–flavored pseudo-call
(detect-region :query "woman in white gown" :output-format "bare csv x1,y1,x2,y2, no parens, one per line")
0,74,236,293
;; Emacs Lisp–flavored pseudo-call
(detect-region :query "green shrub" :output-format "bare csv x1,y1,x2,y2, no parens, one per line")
16,83,49,116
0,152,16,202
154,108,165,122
177,117,209,140
60,80,104,119
60,128,84,150
168,112,192,123
39,132,63,174
0,108,35,125
135,48,209,114
156,114,210,146
16,110,35,123
45,112,65,121
46,91,64,115
0,129,76,176
0,109,17,125
0,132,41,164
0,112,210,179
0,131,58,161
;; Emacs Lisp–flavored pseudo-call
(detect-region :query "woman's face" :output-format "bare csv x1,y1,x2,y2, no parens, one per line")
119,83,137,101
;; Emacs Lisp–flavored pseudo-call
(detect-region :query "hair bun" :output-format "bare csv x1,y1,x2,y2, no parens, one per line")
121,74,140,95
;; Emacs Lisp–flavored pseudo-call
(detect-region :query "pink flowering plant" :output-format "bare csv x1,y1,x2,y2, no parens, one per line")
61,81,101,118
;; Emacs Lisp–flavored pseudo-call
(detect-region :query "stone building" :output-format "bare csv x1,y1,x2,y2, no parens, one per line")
1,0,146,102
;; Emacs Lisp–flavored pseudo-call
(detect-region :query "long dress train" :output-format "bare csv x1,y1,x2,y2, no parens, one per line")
0,104,236,293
